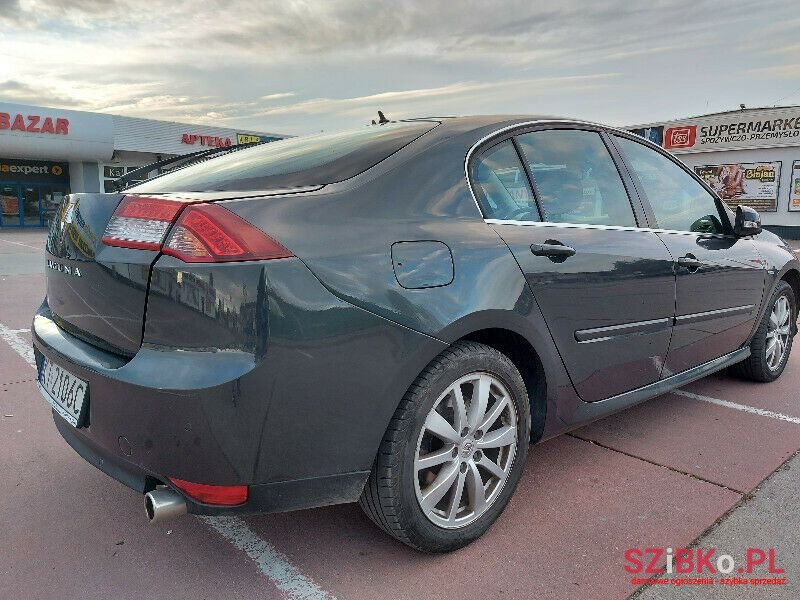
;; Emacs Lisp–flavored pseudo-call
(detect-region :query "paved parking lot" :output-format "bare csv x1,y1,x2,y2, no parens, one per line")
2,229,799,600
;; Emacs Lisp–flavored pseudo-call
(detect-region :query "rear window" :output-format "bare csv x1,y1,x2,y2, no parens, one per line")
131,122,437,192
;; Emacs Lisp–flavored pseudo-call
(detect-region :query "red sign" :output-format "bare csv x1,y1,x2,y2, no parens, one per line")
664,125,697,149
181,133,232,148
0,113,69,135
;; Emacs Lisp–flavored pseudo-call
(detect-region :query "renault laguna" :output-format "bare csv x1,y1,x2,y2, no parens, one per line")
33,116,799,552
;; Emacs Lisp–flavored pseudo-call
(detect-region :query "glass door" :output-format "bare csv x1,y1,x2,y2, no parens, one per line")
22,185,41,226
40,186,66,227
1,184,21,226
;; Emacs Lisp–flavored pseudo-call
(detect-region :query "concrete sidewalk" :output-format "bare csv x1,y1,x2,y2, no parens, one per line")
635,451,800,599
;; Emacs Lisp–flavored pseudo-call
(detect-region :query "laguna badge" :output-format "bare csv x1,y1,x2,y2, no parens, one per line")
47,259,81,277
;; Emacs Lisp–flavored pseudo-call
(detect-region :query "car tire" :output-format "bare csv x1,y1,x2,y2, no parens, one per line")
732,281,796,382
359,340,531,552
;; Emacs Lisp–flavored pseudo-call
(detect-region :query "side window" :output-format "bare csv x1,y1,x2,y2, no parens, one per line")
515,129,636,227
472,140,540,221
614,136,726,234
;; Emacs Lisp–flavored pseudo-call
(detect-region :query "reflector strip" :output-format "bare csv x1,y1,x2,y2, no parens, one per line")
169,477,249,505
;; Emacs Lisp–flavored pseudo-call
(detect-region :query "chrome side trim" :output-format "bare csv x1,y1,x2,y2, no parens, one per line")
675,304,755,325
575,317,672,344
467,119,732,238
484,218,736,239
573,305,755,344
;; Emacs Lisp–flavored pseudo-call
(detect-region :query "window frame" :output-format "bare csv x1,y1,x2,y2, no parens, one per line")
470,137,544,222
607,131,736,237
466,121,648,229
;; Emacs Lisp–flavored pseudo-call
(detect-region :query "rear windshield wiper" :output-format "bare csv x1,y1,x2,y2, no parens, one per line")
111,140,274,192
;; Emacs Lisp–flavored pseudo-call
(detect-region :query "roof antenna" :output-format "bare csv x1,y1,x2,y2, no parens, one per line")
377,110,390,124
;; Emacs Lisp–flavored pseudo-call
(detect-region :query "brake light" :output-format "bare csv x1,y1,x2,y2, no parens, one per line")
163,204,293,263
169,477,249,505
102,196,187,250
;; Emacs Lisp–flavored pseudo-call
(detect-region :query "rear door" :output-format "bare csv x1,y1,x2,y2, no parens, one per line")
472,127,676,402
612,135,767,374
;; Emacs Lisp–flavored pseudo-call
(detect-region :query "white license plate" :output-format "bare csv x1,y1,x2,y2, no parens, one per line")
38,357,88,427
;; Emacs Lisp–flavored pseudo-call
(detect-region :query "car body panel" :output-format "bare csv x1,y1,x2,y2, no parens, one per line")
656,232,767,375
30,115,800,517
494,223,676,401
33,255,449,512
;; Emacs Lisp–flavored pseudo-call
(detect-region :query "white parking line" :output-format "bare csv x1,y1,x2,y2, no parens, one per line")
202,516,334,600
0,237,44,251
0,322,35,367
0,321,335,600
673,389,800,425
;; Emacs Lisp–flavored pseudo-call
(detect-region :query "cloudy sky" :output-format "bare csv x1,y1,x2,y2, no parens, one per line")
1,0,798,135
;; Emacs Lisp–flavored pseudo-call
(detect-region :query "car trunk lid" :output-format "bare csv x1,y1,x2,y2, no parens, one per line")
45,193,160,355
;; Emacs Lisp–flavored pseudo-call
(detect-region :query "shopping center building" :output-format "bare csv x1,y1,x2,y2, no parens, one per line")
0,101,285,227
629,105,800,239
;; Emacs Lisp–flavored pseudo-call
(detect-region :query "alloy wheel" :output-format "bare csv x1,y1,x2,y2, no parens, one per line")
414,372,518,529
766,295,792,371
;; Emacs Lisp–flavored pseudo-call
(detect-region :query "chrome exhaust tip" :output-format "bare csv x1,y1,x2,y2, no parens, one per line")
145,488,187,524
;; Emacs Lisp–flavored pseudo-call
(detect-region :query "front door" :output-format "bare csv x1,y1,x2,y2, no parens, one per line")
471,128,676,402
612,135,767,375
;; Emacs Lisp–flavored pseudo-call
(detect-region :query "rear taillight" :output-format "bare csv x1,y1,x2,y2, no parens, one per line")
163,204,293,263
102,196,293,263
102,196,186,251
169,477,249,505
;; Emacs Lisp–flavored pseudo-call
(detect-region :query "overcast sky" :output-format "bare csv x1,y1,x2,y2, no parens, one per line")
1,0,798,135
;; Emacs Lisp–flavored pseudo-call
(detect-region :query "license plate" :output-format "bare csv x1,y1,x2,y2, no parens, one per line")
38,357,88,427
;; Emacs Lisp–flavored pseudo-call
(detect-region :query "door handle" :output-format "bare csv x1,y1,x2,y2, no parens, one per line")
530,242,576,258
677,254,702,270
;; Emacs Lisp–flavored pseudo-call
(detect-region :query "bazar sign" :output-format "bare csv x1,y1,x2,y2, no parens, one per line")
0,112,69,135
181,133,233,147
662,112,800,151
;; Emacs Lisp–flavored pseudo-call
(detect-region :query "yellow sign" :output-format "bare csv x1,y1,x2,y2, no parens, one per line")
237,134,262,145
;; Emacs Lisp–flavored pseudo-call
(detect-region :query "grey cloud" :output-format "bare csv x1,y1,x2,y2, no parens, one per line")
1,0,798,135
0,80,83,107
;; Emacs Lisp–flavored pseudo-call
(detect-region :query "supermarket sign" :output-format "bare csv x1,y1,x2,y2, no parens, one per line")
632,109,800,153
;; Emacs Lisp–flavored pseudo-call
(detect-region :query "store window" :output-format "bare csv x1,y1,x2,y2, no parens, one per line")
0,158,69,227
102,165,149,193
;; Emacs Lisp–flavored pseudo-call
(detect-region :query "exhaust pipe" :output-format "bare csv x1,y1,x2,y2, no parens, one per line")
145,488,187,524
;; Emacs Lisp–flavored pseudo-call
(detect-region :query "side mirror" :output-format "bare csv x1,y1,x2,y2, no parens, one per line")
734,205,762,237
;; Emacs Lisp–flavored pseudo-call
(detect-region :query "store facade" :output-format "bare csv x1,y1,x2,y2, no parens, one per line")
0,101,285,227
629,106,800,239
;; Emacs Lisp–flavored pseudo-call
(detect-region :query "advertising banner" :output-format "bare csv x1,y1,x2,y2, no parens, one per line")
790,161,800,212
630,108,800,153
694,162,781,212
0,158,69,183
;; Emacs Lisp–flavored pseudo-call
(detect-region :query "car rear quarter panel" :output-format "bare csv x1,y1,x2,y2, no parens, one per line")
222,123,576,441
142,256,449,485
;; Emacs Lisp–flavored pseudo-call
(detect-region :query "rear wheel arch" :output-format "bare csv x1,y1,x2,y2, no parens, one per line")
457,327,547,443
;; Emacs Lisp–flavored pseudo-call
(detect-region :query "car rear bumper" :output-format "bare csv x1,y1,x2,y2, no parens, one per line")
51,413,369,515
32,256,446,515
33,300,373,514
